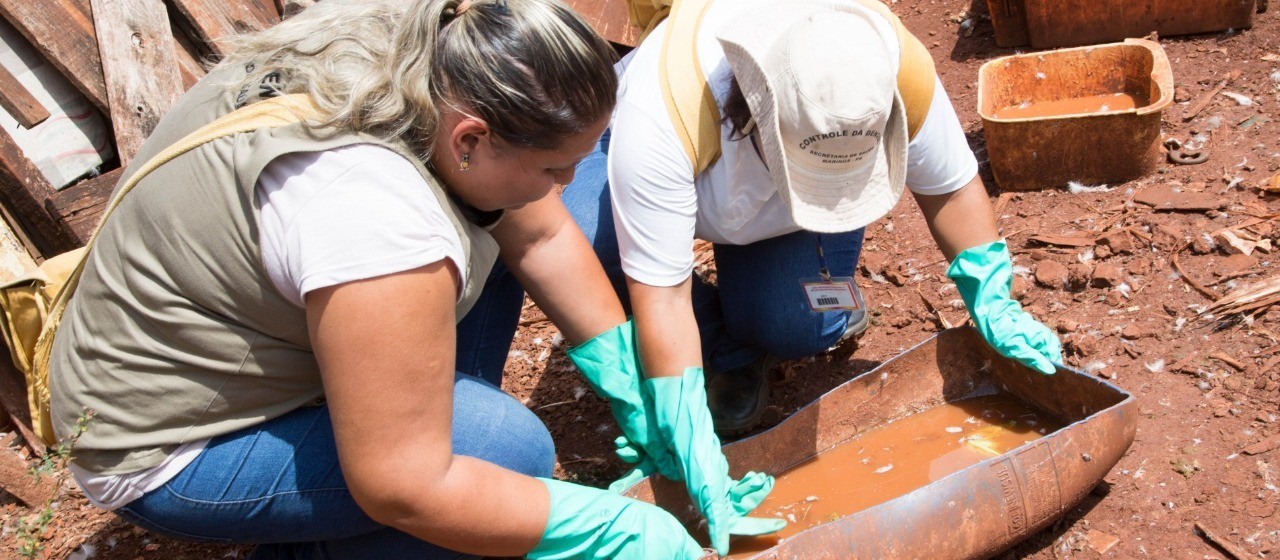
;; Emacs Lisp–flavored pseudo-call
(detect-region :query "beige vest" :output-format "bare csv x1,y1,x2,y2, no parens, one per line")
50,62,499,474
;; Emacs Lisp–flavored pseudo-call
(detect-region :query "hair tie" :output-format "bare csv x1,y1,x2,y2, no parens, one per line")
453,0,472,16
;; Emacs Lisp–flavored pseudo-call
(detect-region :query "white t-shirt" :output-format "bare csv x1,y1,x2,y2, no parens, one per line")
609,0,979,287
72,144,466,510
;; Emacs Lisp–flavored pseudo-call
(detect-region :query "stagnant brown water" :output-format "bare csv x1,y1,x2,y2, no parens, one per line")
723,394,1065,558
992,92,1146,119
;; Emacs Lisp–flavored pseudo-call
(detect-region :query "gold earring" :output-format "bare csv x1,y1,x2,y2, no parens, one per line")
459,153,471,172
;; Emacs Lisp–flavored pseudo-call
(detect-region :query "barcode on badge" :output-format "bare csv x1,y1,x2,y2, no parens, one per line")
816,296,840,306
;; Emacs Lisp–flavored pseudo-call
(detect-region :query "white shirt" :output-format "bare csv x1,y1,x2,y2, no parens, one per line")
256,144,467,305
73,144,466,510
608,0,979,287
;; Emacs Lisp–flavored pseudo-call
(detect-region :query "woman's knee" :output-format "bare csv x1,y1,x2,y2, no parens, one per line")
746,310,850,361
497,400,556,478
452,376,555,478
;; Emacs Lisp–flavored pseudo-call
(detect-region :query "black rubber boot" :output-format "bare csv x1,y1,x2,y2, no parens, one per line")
705,355,777,436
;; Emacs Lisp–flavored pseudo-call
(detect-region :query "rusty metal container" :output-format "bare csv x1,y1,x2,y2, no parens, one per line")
622,327,1137,559
987,0,1256,48
977,39,1174,192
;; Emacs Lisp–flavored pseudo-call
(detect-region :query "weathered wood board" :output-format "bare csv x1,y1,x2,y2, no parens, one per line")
90,0,184,164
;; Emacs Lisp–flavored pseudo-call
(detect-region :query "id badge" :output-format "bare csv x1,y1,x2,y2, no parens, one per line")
800,277,861,312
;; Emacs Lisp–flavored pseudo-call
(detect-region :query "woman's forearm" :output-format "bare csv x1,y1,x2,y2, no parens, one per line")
493,194,625,344
307,263,550,556
628,276,703,378
911,175,1001,261
357,453,551,556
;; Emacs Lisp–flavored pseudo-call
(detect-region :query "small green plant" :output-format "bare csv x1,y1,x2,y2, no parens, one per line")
15,408,94,559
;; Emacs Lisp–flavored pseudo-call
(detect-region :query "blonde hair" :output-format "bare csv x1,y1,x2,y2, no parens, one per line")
222,0,617,158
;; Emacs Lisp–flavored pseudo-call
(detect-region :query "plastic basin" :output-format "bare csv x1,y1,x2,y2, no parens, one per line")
977,39,1174,192
622,327,1137,559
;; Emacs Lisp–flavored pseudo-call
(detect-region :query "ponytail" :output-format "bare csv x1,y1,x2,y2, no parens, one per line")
223,0,617,158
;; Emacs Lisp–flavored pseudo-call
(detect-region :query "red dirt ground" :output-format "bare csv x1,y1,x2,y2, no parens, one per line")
3,0,1280,558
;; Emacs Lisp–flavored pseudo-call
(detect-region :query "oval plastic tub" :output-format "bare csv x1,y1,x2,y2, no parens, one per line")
622,327,1137,559
977,39,1174,192
986,0,1256,49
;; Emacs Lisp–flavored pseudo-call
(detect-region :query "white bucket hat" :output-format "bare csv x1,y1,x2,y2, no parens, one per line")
717,0,907,233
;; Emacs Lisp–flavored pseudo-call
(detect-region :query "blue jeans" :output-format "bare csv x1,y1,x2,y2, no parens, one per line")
454,129,866,379
117,374,554,559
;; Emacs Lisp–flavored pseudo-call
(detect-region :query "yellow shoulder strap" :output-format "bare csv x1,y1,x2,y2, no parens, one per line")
658,0,720,175
655,0,936,178
629,0,670,40
94,94,322,237
850,0,935,141
28,94,320,445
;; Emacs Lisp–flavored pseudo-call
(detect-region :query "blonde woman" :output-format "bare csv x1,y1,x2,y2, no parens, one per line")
47,0,773,557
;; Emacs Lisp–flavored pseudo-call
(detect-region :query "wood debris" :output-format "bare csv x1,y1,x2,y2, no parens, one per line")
0,445,57,507
1183,69,1242,121
0,0,110,112
1134,185,1225,212
1026,233,1097,247
1202,215,1280,259
1260,173,1280,194
0,63,49,128
1169,352,1201,374
1202,273,1280,318
1085,529,1120,554
1194,521,1257,560
1242,434,1280,455
1260,354,1280,376
915,288,953,329
1216,229,1258,255
1209,352,1246,371
91,0,186,164
1172,243,1219,301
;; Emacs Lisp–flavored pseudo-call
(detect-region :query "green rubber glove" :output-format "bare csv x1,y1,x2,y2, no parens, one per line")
527,478,705,560
947,240,1063,375
567,321,682,486
645,367,787,556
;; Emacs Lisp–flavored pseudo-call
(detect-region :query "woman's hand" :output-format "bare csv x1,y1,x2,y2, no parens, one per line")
567,320,685,484
914,177,1060,373
530,478,706,560
947,241,1062,374
644,368,786,556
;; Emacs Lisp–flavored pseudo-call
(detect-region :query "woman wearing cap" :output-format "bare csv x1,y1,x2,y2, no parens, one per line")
46,0,778,557
466,0,1062,441
603,0,1062,436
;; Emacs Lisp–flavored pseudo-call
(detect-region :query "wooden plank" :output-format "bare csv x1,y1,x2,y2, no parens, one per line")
170,22,208,91
170,0,279,57
0,197,36,280
0,442,55,507
46,167,121,245
276,0,315,19
0,64,49,129
0,0,109,113
90,0,184,165
0,127,79,256
0,179,42,262
563,0,638,46
0,347,43,461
